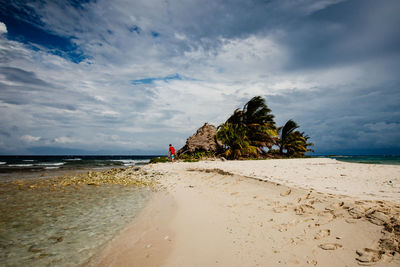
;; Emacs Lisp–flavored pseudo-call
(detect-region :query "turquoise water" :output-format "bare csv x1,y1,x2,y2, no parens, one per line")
323,155,400,165
0,182,151,266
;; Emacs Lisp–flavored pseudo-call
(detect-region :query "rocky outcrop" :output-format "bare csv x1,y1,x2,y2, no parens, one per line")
177,123,222,156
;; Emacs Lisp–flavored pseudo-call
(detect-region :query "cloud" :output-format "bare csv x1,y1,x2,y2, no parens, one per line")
21,135,41,142
0,1,85,62
0,0,399,155
54,136,76,144
0,22,6,34
0,66,50,87
280,0,400,70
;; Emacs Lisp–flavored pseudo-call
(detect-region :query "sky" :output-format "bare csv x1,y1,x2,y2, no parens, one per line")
0,0,399,155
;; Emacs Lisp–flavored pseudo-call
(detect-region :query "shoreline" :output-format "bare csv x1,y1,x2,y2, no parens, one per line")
89,158,400,266
86,191,175,266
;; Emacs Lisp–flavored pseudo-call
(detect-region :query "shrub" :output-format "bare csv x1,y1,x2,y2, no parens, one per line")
149,157,169,163
179,151,215,160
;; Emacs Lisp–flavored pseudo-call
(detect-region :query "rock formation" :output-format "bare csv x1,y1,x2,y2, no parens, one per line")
177,123,222,156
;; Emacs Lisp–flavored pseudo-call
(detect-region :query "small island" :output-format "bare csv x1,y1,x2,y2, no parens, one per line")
156,96,314,162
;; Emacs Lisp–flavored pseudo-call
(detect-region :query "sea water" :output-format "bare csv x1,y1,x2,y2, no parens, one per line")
324,155,400,165
0,183,151,266
0,157,158,266
0,155,159,175
0,155,161,183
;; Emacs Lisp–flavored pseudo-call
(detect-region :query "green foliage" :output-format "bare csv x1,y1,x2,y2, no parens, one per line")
193,151,215,159
226,96,275,127
217,96,277,159
216,123,258,159
149,157,169,163
183,159,200,162
217,96,313,159
179,151,216,160
278,120,314,157
278,119,299,154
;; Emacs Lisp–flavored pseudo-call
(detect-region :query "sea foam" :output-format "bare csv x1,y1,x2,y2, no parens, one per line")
37,162,65,166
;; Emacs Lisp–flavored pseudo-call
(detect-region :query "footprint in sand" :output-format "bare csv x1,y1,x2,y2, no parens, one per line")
307,259,318,265
325,201,344,211
273,207,288,213
314,229,330,240
280,189,291,196
305,191,313,199
348,206,367,219
356,248,384,264
345,218,357,224
366,210,391,226
294,204,315,215
315,218,334,226
318,243,342,250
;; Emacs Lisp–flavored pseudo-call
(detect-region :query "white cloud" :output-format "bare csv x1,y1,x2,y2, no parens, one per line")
100,110,120,117
54,136,75,144
303,0,346,14
0,22,7,34
21,135,41,142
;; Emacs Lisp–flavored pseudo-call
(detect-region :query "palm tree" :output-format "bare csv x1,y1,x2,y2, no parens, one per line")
226,96,275,126
278,119,298,154
222,96,278,154
217,96,313,159
216,123,258,159
242,96,275,126
278,120,314,157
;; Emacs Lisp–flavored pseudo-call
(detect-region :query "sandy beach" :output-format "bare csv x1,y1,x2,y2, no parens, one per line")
88,158,400,266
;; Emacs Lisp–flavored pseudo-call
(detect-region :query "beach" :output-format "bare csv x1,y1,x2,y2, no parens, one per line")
89,158,400,266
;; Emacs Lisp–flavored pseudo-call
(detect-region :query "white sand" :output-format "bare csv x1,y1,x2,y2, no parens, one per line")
154,158,400,203
89,158,400,266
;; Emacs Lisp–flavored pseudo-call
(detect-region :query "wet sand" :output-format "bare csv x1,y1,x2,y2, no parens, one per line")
86,192,175,267
90,158,400,266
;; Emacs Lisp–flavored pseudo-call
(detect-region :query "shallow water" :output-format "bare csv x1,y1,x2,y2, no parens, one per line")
325,155,400,165
0,182,151,266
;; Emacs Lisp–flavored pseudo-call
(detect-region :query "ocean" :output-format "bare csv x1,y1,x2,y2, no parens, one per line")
0,155,160,266
0,155,160,172
322,155,400,165
0,155,162,182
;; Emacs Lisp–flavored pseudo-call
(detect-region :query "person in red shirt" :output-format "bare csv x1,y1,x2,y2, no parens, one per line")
168,144,176,162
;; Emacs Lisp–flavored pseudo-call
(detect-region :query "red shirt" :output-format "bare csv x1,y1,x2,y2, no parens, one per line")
169,146,175,154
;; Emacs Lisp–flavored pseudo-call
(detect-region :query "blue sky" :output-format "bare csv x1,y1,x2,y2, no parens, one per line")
0,0,399,155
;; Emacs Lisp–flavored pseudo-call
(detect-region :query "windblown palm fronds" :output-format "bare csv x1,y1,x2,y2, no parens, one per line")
217,96,313,159
278,120,314,157
217,96,277,159
216,123,258,159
